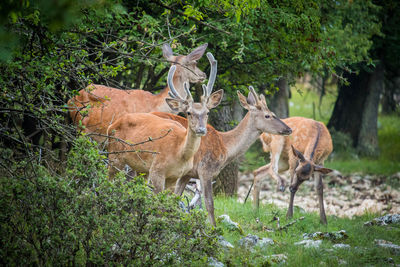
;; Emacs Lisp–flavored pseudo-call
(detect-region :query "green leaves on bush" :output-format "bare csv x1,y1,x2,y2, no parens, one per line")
0,136,219,266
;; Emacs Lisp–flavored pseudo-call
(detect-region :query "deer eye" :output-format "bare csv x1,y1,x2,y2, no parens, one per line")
187,112,191,116
265,115,270,119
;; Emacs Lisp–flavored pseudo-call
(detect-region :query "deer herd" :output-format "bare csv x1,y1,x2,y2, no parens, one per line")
69,43,337,226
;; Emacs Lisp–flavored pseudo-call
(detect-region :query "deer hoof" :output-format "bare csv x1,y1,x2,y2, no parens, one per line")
278,184,286,192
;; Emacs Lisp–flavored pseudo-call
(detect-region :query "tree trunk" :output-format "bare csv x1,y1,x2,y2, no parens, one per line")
358,63,384,156
328,63,384,156
381,73,400,114
265,78,289,119
209,97,243,196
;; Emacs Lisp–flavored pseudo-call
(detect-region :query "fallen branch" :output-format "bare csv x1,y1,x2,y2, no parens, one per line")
277,216,305,231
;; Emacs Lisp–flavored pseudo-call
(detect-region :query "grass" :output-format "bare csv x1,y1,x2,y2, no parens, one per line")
242,85,400,176
213,196,400,266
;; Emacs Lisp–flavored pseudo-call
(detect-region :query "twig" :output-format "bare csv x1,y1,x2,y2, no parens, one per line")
152,0,232,35
100,149,159,155
88,128,172,147
277,216,305,231
243,181,254,204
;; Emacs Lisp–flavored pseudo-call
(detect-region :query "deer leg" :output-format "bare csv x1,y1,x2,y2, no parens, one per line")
315,172,327,224
252,164,271,208
287,187,297,219
148,167,165,193
286,155,297,218
270,138,285,192
201,177,216,227
174,176,192,195
108,156,125,179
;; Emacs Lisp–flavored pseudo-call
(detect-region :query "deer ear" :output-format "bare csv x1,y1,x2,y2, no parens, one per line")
314,165,334,174
291,145,306,162
165,98,186,112
162,43,173,61
206,89,224,109
187,43,208,61
237,90,250,110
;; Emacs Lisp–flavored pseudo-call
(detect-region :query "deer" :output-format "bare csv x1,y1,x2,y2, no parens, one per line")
68,43,209,142
106,54,224,193
152,86,292,226
252,117,335,224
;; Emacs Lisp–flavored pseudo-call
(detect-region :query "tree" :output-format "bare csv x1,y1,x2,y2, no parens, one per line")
328,0,399,156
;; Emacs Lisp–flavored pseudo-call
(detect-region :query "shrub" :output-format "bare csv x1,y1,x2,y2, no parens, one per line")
0,136,219,266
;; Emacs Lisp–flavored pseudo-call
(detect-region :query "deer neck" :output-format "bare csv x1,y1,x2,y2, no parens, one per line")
220,112,261,162
181,124,202,161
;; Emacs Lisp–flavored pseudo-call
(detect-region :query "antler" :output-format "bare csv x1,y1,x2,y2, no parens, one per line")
202,52,217,98
249,86,269,109
167,65,193,101
248,86,262,106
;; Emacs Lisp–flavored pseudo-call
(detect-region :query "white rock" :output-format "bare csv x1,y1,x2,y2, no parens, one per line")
239,234,259,248
256,238,275,248
218,236,234,249
208,257,225,267
294,239,322,248
218,214,243,234
333,244,350,249
264,254,287,264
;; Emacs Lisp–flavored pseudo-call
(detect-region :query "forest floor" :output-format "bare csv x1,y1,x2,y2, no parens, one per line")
211,172,400,266
237,171,400,218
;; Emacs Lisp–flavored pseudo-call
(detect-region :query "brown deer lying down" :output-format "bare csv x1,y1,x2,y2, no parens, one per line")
253,117,334,224
153,87,292,226
107,54,223,193
68,43,208,142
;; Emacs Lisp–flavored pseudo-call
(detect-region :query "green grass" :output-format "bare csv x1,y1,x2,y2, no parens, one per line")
242,85,400,176
213,196,400,266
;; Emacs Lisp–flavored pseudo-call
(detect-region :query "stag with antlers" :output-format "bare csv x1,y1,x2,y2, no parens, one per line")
107,53,223,193
68,43,209,143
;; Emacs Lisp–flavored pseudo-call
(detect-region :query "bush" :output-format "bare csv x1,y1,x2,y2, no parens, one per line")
0,136,219,266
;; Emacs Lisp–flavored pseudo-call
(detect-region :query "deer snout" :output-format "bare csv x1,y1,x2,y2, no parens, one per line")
280,127,292,136
197,71,207,81
195,127,207,136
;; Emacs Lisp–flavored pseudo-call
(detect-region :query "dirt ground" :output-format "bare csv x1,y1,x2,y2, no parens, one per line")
237,172,400,218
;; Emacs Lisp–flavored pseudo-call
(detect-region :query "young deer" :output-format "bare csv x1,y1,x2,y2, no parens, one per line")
107,56,223,193
152,87,292,226
68,43,208,142
252,117,334,224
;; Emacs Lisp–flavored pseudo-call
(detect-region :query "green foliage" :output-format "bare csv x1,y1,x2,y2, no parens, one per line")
0,136,219,265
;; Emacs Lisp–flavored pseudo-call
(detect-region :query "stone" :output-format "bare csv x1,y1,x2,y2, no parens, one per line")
239,234,259,248
294,239,322,248
208,257,225,267
264,254,287,264
256,237,275,249
364,214,400,226
333,244,351,249
218,236,234,249
217,214,244,235
375,239,400,255
302,230,348,241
